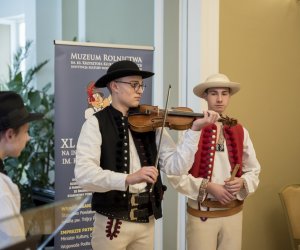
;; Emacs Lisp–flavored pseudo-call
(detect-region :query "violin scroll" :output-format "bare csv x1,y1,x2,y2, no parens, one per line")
219,114,238,127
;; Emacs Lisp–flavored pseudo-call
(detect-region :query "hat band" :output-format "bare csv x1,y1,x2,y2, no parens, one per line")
0,107,29,131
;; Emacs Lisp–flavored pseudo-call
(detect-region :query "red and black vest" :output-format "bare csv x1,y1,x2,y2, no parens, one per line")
189,123,244,180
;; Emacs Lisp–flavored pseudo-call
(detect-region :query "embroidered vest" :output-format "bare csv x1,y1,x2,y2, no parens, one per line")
91,105,165,223
189,123,244,179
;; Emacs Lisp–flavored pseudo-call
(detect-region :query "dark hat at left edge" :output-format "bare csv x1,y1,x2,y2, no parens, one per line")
95,60,154,88
0,91,44,131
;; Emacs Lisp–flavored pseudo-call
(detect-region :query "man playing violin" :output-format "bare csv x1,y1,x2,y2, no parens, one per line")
74,60,219,250
168,73,261,250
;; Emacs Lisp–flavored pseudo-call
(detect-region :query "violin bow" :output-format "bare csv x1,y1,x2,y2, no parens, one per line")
149,84,172,192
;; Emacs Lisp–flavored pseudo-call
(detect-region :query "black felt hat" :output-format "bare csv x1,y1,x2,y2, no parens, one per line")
95,60,154,88
0,91,43,131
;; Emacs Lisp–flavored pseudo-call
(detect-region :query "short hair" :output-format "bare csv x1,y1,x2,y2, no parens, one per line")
204,87,231,94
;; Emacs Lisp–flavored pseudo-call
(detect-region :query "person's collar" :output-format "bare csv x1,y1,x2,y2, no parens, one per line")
110,104,129,117
109,105,127,117
0,158,6,174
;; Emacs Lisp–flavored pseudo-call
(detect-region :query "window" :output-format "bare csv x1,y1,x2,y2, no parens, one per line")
0,15,25,85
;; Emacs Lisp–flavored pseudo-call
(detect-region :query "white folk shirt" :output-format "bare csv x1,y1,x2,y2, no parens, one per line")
0,173,25,248
167,127,261,209
75,115,201,194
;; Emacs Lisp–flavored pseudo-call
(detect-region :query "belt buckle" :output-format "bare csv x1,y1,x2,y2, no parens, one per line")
130,207,138,221
130,193,138,206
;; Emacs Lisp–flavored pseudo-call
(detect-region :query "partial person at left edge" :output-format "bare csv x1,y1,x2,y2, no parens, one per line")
0,91,43,249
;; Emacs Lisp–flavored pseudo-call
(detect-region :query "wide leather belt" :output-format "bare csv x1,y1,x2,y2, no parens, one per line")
129,207,149,220
187,200,244,218
129,192,152,221
129,191,151,206
201,199,243,209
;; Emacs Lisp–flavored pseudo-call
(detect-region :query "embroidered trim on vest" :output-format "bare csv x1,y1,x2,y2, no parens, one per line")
114,115,130,171
190,123,244,179
223,125,244,177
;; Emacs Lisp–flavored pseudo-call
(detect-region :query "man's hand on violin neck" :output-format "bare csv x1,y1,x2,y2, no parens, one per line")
125,166,158,185
190,110,220,131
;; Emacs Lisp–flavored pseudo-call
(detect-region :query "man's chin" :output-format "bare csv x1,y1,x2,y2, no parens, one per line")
214,107,224,113
129,102,140,108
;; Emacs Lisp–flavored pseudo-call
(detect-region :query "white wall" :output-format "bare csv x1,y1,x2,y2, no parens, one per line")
0,0,25,17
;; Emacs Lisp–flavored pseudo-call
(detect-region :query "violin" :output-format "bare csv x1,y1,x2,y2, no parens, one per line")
128,104,237,132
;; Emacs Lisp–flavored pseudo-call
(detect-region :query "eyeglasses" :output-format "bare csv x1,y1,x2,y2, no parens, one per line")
115,80,146,92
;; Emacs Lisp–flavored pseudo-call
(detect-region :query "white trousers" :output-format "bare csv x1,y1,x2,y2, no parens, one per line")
92,213,154,250
187,211,243,250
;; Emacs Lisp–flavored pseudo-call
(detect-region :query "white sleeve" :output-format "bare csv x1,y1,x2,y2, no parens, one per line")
84,108,95,120
167,174,203,200
74,116,127,192
157,128,200,175
0,196,25,248
237,127,261,199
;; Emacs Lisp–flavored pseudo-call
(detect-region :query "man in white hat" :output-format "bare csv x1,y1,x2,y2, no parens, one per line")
168,73,261,250
75,60,219,250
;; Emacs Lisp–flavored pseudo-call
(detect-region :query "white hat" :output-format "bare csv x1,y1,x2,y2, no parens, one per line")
193,73,240,98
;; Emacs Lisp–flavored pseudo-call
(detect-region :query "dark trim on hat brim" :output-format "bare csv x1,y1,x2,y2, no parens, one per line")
27,113,44,122
95,70,154,88
1,113,44,131
15,113,44,128
13,112,44,128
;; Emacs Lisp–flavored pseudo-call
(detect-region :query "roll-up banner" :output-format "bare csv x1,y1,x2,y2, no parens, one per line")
54,40,154,249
